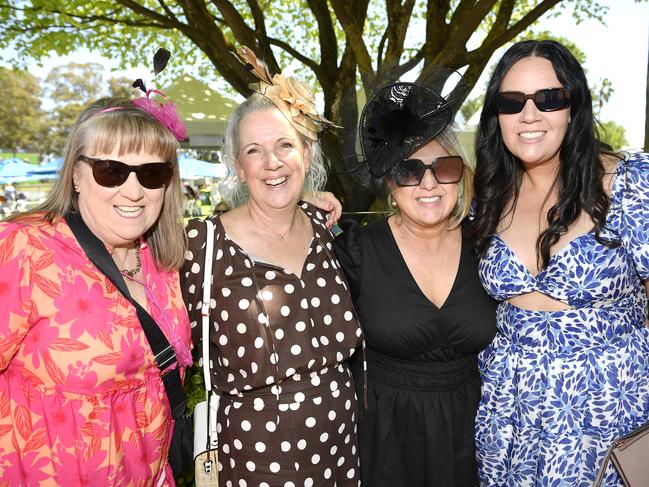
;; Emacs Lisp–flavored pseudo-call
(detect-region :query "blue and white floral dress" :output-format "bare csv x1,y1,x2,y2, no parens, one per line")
475,152,649,486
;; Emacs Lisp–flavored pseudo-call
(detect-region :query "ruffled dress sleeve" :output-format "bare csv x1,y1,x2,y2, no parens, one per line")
333,218,364,300
614,152,649,280
0,222,33,371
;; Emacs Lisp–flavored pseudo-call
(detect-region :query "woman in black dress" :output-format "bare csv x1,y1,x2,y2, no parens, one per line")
334,82,497,486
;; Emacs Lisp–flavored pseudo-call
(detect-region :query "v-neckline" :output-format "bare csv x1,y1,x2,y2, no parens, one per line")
383,219,463,310
493,230,595,279
213,210,317,281
490,156,626,279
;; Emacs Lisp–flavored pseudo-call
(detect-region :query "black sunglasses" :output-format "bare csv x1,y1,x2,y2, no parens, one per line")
390,156,464,187
495,88,571,114
79,155,173,189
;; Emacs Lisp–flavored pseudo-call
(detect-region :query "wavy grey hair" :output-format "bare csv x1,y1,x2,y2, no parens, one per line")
222,93,327,207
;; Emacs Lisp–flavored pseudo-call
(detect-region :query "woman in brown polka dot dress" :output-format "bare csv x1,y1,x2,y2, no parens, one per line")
181,51,363,486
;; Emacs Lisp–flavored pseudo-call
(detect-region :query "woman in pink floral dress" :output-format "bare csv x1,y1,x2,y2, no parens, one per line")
0,96,192,486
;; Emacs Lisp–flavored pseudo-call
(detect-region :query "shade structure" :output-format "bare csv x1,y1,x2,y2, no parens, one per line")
29,158,62,174
178,156,228,180
164,75,240,148
25,158,63,181
0,158,41,183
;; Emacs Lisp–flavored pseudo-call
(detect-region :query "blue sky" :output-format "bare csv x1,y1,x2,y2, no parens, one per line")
2,0,648,149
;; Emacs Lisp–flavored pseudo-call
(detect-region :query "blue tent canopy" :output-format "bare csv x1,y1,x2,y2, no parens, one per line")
29,158,62,174
26,158,62,180
0,158,40,183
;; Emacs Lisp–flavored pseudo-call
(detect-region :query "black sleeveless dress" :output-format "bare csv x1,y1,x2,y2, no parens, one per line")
334,219,497,487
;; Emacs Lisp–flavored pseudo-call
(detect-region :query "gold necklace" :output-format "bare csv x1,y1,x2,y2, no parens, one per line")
248,205,299,240
120,239,142,277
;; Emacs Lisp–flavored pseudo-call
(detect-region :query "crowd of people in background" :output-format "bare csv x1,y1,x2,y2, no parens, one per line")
0,37,646,487
0,184,29,215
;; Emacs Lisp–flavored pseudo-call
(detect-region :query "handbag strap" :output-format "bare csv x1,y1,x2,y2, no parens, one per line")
64,212,187,419
593,443,614,487
593,420,649,486
200,218,218,454
201,219,215,393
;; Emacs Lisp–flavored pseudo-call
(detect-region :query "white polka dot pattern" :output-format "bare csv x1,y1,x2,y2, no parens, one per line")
181,204,362,485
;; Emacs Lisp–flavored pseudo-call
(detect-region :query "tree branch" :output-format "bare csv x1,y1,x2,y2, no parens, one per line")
4,3,172,30
329,0,376,88
475,0,561,58
382,0,416,73
376,26,388,73
115,0,186,29
393,49,424,79
156,0,178,19
305,0,339,80
246,0,266,35
207,0,256,47
267,37,323,78
424,0,451,59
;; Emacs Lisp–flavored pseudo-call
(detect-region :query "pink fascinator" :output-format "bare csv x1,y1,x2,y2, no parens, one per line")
131,48,187,142
133,89,187,142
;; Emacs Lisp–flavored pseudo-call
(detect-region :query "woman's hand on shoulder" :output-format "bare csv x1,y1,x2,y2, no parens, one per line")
302,191,342,228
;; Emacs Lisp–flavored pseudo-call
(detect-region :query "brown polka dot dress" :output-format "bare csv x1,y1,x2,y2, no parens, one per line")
181,203,363,486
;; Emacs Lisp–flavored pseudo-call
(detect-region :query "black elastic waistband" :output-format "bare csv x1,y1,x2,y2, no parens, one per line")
365,348,479,391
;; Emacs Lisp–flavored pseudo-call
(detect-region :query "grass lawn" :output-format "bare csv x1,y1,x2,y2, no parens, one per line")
0,152,40,164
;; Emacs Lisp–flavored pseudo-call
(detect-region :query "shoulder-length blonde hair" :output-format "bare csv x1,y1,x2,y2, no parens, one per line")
6,97,186,270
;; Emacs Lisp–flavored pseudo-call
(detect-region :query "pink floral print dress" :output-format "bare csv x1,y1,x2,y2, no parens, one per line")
0,214,192,486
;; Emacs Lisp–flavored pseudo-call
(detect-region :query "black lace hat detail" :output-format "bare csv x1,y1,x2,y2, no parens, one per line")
345,70,468,192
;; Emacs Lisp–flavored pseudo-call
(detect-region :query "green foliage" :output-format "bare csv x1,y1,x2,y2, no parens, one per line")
0,1,615,208
36,63,141,155
592,77,613,118
38,63,104,154
518,31,587,64
0,152,39,163
45,63,104,102
108,76,141,99
0,67,46,152
460,97,482,125
171,361,206,486
599,120,628,150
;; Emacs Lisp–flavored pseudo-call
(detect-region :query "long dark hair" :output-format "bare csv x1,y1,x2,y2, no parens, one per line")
472,39,616,268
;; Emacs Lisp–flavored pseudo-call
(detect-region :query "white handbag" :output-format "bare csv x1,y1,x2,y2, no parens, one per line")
193,219,220,486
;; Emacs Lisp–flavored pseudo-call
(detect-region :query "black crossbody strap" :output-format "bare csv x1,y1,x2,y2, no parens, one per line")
65,212,187,418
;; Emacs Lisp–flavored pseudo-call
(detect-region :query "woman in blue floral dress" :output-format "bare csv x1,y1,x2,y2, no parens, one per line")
471,39,649,486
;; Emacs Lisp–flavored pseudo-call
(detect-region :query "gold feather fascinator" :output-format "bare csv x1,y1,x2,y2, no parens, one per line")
233,45,339,141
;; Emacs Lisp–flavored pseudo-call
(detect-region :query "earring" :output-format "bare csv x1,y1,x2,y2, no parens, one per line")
74,184,80,193
388,193,398,208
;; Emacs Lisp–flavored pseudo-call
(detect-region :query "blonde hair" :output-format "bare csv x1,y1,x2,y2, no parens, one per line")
222,93,327,208
434,126,474,228
7,97,186,270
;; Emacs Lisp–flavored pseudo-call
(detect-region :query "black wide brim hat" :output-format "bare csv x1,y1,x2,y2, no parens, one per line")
346,73,467,192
